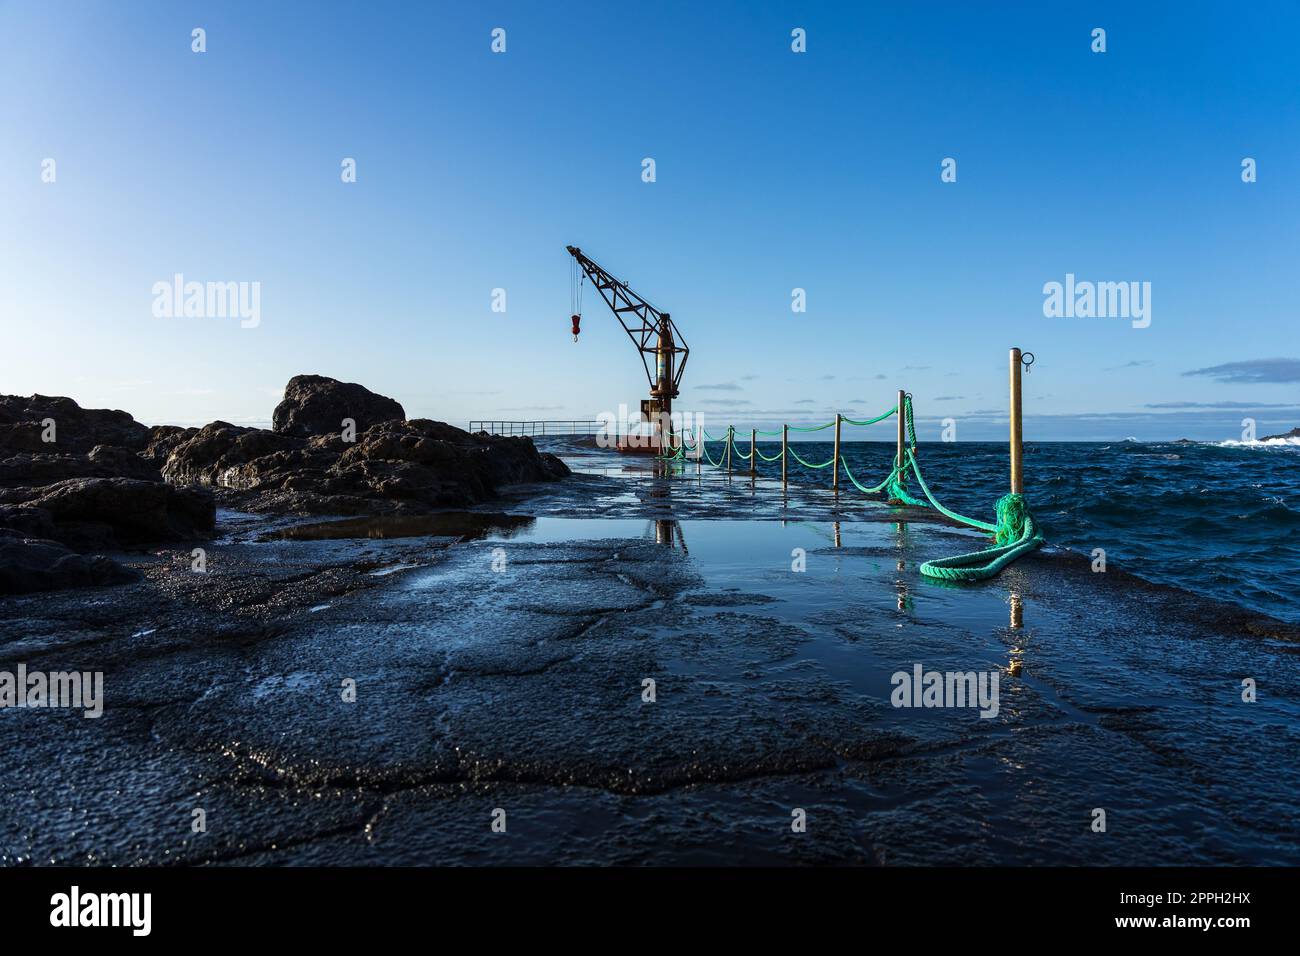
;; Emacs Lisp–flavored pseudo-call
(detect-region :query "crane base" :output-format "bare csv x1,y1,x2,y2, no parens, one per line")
615,437,667,456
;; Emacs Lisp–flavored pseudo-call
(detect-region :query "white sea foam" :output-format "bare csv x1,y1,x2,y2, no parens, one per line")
1216,437,1300,449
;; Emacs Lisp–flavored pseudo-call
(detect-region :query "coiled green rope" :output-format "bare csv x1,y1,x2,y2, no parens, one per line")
905,450,1043,580
916,493,1043,581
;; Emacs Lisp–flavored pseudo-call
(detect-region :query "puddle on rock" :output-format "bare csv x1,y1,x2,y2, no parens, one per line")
263,512,535,542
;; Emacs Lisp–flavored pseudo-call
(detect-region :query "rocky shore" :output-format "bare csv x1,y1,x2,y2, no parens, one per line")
1260,427,1300,441
0,376,568,594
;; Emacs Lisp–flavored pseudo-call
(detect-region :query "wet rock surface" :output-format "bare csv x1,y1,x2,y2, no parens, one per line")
1,475,1296,865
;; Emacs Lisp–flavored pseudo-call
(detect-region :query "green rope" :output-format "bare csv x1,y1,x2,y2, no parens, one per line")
756,445,783,462
841,405,898,427
906,450,991,531
656,443,685,461
905,449,1042,580
918,493,1044,582
788,446,835,469
787,420,836,433
881,396,925,504
839,456,894,494
886,460,927,506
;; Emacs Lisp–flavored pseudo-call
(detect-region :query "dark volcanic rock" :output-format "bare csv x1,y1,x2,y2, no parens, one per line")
165,415,569,514
161,422,306,486
0,478,215,551
0,530,139,595
272,375,405,438
141,425,198,465
87,444,163,480
0,503,57,539
0,394,165,500
1259,427,1300,441
0,394,149,454
0,381,568,556
325,419,569,507
0,444,160,487
0,452,98,487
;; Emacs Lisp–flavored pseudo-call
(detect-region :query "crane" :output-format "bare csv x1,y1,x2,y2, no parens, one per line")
567,245,689,452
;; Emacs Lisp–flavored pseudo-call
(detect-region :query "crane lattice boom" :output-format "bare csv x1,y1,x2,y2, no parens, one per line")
566,245,689,402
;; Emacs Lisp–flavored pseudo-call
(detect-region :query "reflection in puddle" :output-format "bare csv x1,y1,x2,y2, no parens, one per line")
265,512,536,542
654,519,688,552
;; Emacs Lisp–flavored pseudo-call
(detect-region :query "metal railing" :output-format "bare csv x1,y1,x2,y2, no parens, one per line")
469,420,603,437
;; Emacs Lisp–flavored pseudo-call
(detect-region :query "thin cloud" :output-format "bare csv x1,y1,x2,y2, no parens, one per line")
696,382,742,391
1145,401,1300,410
1183,358,1300,384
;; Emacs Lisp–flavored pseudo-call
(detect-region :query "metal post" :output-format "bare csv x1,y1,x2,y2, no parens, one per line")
781,424,788,486
896,389,906,479
750,429,757,477
726,426,733,475
832,414,841,491
1010,347,1024,495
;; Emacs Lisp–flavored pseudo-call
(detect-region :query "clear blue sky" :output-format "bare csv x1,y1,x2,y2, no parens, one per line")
1,0,1297,440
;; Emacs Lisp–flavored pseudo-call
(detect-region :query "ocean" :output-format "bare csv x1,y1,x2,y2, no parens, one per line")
682,437,1300,623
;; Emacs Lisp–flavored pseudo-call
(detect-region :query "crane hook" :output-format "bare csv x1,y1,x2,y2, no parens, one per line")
571,313,581,343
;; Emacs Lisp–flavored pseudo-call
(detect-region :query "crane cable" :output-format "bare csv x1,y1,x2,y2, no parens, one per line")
570,258,584,342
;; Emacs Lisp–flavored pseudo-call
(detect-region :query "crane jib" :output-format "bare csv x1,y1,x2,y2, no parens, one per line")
564,245,689,400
